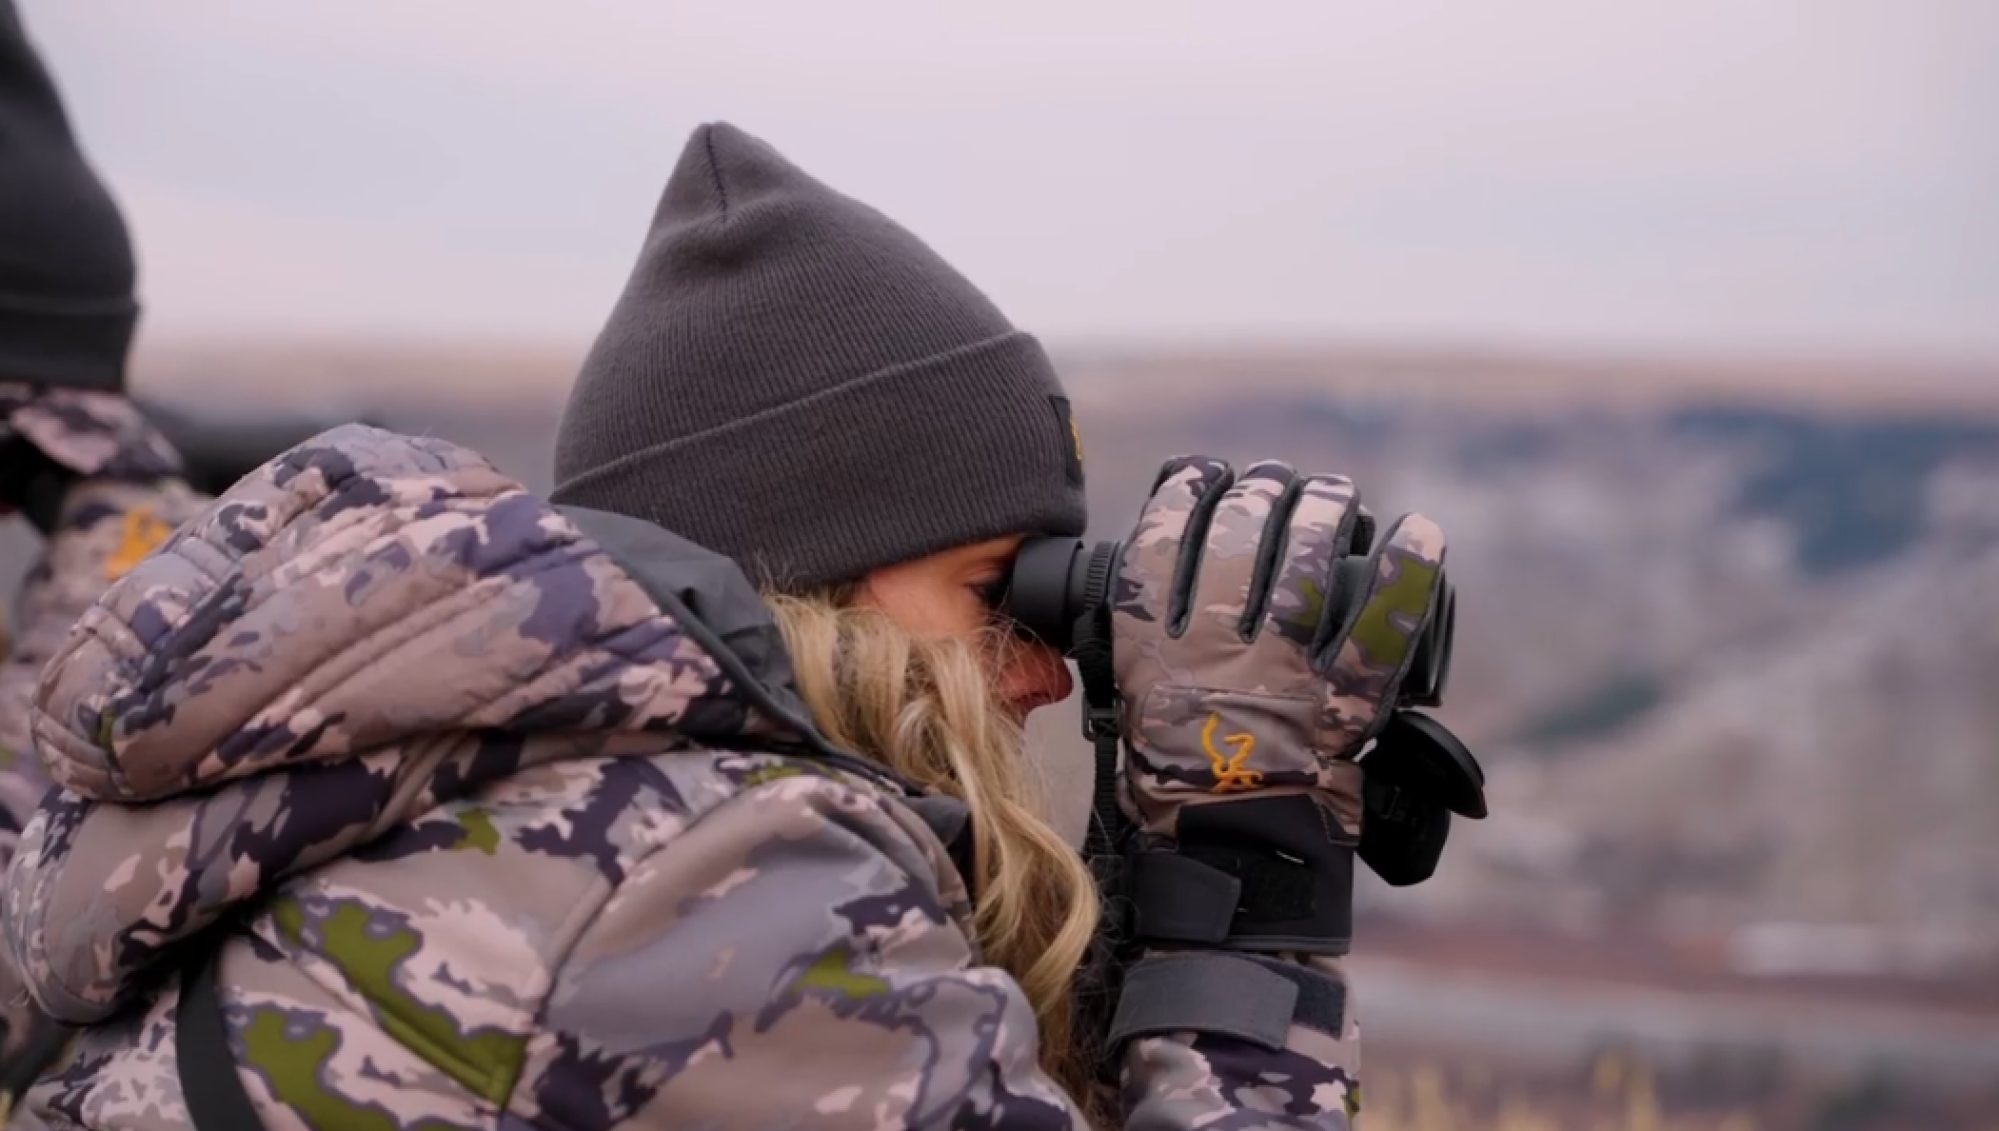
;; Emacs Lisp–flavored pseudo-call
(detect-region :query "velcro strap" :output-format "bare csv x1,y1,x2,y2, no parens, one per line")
1107,952,1348,1052
1126,851,1240,943
1126,794,1357,954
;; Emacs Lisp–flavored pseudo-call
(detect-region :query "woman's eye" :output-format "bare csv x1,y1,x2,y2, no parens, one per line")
971,578,1010,611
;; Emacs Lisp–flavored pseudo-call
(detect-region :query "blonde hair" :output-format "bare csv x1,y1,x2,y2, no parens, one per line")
764,590,1106,1111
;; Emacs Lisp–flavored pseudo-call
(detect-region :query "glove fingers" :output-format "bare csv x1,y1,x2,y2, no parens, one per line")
1320,512,1448,729
1179,460,1297,647
1258,473,1362,653
1113,455,1235,633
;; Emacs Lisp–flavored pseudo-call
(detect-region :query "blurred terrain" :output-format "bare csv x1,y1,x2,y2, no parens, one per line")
7,340,1997,1128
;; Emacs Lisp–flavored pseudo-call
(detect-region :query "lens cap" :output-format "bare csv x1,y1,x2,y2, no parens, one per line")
1364,709,1487,820
1358,787,1452,887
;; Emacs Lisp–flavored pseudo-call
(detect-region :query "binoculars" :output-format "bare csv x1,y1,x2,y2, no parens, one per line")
1005,534,1457,706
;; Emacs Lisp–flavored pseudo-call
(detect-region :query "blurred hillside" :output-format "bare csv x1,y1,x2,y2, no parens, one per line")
1084,390,1999,961
7,341,1998,1126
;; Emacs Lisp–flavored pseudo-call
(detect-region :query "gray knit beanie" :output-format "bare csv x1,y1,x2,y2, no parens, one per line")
550,122,1088,591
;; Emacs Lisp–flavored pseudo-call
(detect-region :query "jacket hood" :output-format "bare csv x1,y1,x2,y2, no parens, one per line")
4,423,906,1022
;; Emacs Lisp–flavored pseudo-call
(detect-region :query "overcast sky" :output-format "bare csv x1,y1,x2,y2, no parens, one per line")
17,1,1999,365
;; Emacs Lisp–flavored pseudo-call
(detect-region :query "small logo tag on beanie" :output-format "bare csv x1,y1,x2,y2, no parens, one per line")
1050,396,1084,486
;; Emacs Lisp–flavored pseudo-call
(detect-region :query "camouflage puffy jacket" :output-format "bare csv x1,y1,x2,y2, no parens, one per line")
0,425,1362,1130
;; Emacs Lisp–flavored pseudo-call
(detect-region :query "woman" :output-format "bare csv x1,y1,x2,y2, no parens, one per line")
1,124,1451,1130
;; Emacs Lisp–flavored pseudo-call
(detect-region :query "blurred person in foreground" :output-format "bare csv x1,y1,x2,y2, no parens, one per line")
0,0,201,1087
0,0,209,1121
1,122,1450,1131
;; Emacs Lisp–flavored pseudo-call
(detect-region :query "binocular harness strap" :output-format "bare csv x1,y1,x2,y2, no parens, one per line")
176,925,268,1131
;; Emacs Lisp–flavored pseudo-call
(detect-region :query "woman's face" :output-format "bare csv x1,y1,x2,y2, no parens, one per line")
856,535,1074,722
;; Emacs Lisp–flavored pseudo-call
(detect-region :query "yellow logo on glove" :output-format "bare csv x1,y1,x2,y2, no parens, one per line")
106,506,172,580
1201,712,1263,793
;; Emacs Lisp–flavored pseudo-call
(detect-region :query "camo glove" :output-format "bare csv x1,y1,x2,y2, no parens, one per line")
1112,455,1449,954
0,385,182,532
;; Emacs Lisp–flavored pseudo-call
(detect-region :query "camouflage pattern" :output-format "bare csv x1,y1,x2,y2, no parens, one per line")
1,387,198,860
0,392,203,1106
0,479,204,1102
0,385,183,485
0,425,1366,1130
1111,456,1449,841
0,478,205,854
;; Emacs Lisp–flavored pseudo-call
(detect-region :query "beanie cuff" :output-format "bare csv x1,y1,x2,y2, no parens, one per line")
0,294,136,391
552,331,1088,591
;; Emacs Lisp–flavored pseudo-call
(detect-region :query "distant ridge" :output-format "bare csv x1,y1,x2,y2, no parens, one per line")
127,336,1999,416
129,338,586,413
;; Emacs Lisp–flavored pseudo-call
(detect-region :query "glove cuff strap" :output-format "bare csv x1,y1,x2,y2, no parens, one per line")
1107,951,1348,1052
1126,793,1355,955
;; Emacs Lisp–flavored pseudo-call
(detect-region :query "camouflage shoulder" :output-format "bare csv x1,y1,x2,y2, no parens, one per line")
1,388,182,482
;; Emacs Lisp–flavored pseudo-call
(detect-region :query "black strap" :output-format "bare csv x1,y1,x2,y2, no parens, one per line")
902,793,978,887
1066,592,1134,1087
1108,951,1348,1053
0,434,77,536
1070,604,1124,868
0,1010,73,1120
175,934,268,1131
1123,850,1241,943
1109,952,1295,1051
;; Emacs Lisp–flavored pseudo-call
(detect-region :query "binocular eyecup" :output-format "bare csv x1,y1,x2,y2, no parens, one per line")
1003,536,1119,655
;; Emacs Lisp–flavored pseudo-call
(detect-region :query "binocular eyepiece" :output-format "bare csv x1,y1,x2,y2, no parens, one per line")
1001,537,1121,653
1002,534,1458,710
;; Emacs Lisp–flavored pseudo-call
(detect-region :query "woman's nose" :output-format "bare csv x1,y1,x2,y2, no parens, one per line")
1003,640,1075,718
